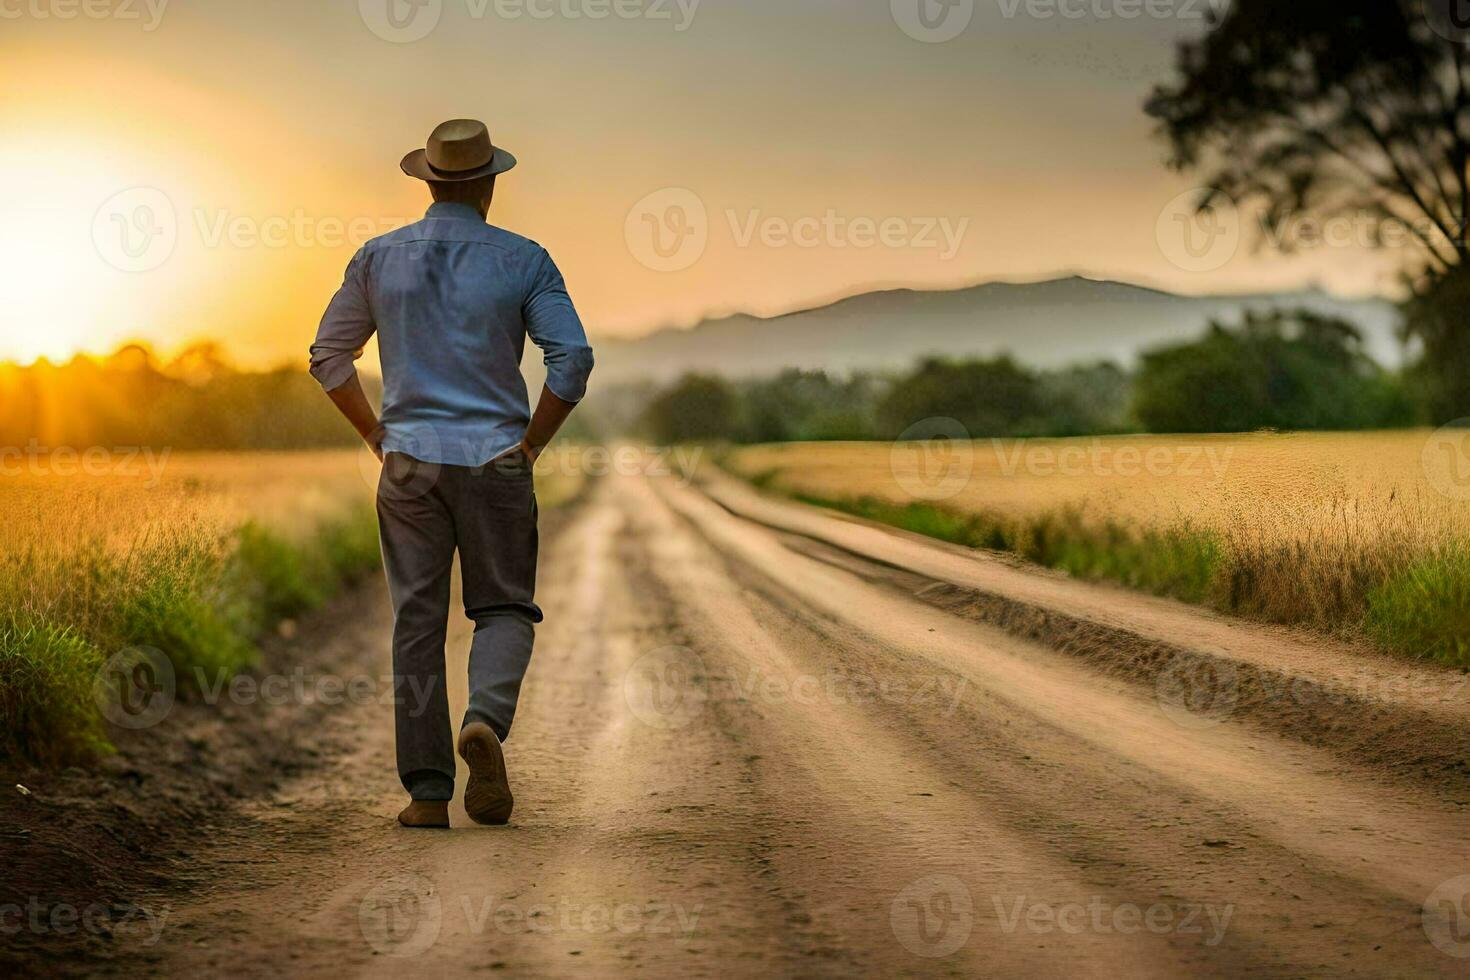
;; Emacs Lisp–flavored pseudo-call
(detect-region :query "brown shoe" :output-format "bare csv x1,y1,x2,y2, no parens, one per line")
398,800,450,828
458,722,513,825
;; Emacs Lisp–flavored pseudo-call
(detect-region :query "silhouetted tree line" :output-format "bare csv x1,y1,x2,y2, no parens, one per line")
0,309,1422,453
635,310,1419,444
0,343,380,451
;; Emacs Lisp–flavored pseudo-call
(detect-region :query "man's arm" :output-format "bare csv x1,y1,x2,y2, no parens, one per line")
522,248,594,461
328,367,385,461
520,385,576,463
310,248,381,457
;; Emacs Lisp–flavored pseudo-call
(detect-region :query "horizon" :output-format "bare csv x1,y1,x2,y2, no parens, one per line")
0,269,1405,377
0,270,1400,372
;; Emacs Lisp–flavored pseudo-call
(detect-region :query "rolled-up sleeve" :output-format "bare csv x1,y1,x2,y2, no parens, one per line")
524,248,594,403
310,248,376,392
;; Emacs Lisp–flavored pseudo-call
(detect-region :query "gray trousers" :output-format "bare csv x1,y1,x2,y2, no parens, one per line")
377,451,542,802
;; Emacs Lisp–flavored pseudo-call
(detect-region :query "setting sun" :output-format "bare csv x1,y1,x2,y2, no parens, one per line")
0,125,192,364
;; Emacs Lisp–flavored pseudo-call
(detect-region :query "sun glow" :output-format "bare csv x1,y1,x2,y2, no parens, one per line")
0,138,148,365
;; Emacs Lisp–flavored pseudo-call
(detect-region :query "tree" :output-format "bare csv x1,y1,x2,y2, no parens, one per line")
877,356,1044,439
1146,1,1470,417
1036,362,1132,437
1131,309,1412,433
738,369,882,443
639,374,740,444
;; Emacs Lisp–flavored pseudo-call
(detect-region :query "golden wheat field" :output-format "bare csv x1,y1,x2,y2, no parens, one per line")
725,431,1470,651
727,431,1470,544
2,450,372,553
0,448,582,630
1,447,585,555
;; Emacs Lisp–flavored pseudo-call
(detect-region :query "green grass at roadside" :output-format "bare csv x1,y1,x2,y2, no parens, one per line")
790,492,1222,606
1364,547,1470,664
0,503,383,767
0,620,110,768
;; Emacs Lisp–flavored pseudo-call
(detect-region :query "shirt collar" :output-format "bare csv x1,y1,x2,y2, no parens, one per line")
425,202,486,222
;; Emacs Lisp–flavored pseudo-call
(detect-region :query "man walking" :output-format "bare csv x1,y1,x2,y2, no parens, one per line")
310,119,594,829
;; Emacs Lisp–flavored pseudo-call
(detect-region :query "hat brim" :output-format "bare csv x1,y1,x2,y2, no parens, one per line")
400,146,517,182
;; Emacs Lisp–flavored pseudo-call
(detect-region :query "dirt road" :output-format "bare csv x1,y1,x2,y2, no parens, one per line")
144,470,1470,978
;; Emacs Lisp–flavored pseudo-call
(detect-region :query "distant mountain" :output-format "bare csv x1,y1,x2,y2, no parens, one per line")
585,277,1405,385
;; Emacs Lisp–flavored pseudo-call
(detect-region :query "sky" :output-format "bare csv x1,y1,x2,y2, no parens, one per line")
0,0,1419,368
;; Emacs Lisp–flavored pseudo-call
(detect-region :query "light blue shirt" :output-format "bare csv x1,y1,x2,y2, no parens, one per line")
310,202,594,467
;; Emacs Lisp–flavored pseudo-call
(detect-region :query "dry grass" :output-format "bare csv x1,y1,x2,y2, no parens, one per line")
725,432,1470,662
2,448,583,627
1,451,373,630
